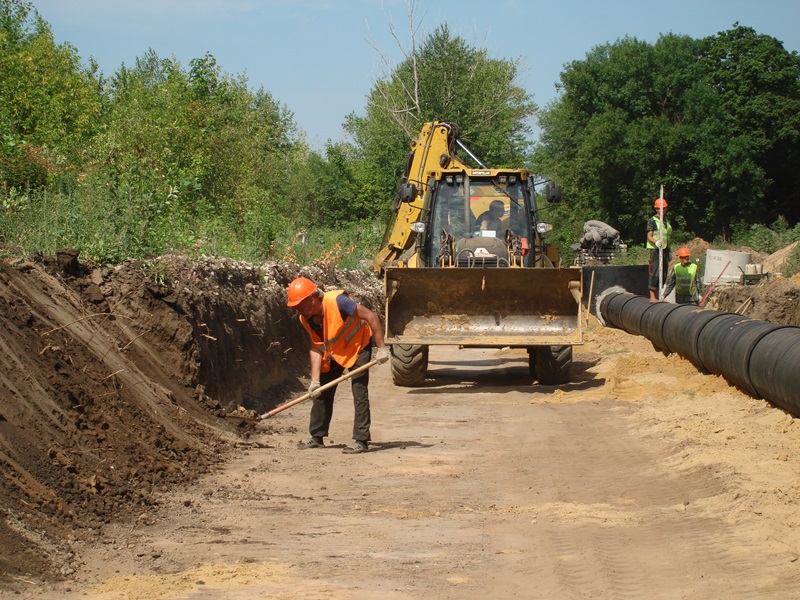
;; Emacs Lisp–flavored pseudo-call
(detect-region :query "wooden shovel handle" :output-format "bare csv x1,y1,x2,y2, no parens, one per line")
261,359,379,419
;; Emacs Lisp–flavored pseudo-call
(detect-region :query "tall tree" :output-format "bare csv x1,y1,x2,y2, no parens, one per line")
343,19,536,221
534,26,800,247
700,25,800,226
0,0,100,189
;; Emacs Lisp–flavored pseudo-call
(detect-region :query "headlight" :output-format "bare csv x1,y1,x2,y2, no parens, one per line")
411,221,427,233
536,222,553,233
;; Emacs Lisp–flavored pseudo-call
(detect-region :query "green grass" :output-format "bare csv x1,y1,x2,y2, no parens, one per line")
0,186,384,270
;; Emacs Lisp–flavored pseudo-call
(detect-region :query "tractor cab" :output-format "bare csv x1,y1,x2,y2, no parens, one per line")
424,171,540,268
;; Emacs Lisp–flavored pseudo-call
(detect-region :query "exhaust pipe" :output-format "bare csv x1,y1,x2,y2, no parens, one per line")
597,291,800,418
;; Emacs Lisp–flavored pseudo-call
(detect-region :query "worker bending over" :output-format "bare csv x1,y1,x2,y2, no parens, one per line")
286,277,389,454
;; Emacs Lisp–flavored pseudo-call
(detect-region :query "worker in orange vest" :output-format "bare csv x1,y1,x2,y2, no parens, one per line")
286,277,388,454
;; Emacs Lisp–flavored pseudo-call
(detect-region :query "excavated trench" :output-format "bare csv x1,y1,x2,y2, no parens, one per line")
0,253,383,585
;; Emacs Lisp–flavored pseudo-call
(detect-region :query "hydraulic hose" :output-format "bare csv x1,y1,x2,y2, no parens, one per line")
597,290,800,418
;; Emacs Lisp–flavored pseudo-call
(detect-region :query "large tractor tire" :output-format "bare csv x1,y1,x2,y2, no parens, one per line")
535,345,572,385
390,344,429,387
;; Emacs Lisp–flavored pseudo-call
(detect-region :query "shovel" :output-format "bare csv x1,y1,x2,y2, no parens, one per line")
260,359,379,419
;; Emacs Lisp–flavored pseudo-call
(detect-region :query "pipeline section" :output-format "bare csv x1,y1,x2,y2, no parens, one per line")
597,291,800,418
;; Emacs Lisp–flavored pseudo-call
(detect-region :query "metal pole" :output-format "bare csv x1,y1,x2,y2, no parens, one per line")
658,185,665,301
586,270,596,326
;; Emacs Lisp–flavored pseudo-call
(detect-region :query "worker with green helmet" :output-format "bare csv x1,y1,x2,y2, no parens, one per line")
664,247,704,305
646,197,672,302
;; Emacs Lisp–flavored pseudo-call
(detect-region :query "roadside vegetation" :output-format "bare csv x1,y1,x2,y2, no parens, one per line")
2,1,800,273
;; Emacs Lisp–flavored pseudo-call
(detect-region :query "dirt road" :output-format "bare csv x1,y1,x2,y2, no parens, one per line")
13,322,800,600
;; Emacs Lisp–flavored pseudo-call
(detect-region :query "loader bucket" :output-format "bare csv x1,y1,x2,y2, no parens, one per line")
384,267,583,346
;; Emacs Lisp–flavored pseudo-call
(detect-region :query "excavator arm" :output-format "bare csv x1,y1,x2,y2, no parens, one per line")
371,121,470,274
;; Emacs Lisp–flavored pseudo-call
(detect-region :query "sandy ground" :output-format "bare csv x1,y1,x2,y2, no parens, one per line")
9,316,800,600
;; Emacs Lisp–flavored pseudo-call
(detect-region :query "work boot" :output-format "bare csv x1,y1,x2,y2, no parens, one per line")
297,436,324,449
342,440,368,454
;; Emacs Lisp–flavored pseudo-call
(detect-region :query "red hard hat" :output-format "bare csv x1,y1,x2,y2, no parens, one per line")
677,247,690,258
287,277,317,307
654,198,668,209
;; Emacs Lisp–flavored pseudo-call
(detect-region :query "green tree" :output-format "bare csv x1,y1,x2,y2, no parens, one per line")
534,34,705,247
343,23,536,221
0,0,100,189
534,25,800,249
700,25,800,226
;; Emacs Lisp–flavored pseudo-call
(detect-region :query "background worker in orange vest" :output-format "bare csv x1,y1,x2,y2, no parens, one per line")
646,197,672,302
286,277,389,454
664,247,703,305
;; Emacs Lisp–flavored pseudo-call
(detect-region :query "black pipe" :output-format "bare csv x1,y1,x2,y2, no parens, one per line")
662,307,732,373
598,291,800,418
639,302,683,354
748,327,800,416
697,316,787,397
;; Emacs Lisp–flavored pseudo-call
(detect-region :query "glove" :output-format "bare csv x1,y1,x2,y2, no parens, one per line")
307,380,321,398
655,239,663,248
375,346,390,364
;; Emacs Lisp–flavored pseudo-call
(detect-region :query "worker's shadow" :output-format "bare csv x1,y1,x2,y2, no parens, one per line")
354,441,433,452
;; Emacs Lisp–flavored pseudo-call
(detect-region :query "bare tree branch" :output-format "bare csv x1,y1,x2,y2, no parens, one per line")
366,0,427,138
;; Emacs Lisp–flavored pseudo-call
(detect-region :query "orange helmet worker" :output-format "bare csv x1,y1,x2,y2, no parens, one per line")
665,247,703,304
647,197,673,301
287,277,317,307
286,275,389,455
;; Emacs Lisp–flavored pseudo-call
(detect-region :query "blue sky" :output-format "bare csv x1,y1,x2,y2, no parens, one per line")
34,0,800,150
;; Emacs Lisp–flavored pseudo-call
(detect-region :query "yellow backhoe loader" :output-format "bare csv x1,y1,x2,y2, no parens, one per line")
373,121,583,386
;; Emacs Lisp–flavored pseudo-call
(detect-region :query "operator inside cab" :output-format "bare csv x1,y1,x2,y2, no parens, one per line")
476,200,506,234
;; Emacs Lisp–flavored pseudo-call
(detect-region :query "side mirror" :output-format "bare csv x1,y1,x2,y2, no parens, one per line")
399,183,417,203
545,183,562,204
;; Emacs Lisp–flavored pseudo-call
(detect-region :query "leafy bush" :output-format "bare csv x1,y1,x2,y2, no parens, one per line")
722,217,800,256
608,245,650,266
782,245,800,278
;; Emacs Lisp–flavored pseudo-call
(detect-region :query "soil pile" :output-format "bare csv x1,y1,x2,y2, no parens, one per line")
710,275,800,324
0,252,382,585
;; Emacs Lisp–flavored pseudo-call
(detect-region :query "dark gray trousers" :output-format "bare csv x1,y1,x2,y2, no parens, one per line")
309,345,372,442
648,248,671,292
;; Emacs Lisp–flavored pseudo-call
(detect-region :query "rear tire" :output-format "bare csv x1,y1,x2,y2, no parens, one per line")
391,344,429,387
535,345,572,385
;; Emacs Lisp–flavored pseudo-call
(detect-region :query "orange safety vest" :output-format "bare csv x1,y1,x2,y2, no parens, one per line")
300,291,372,372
